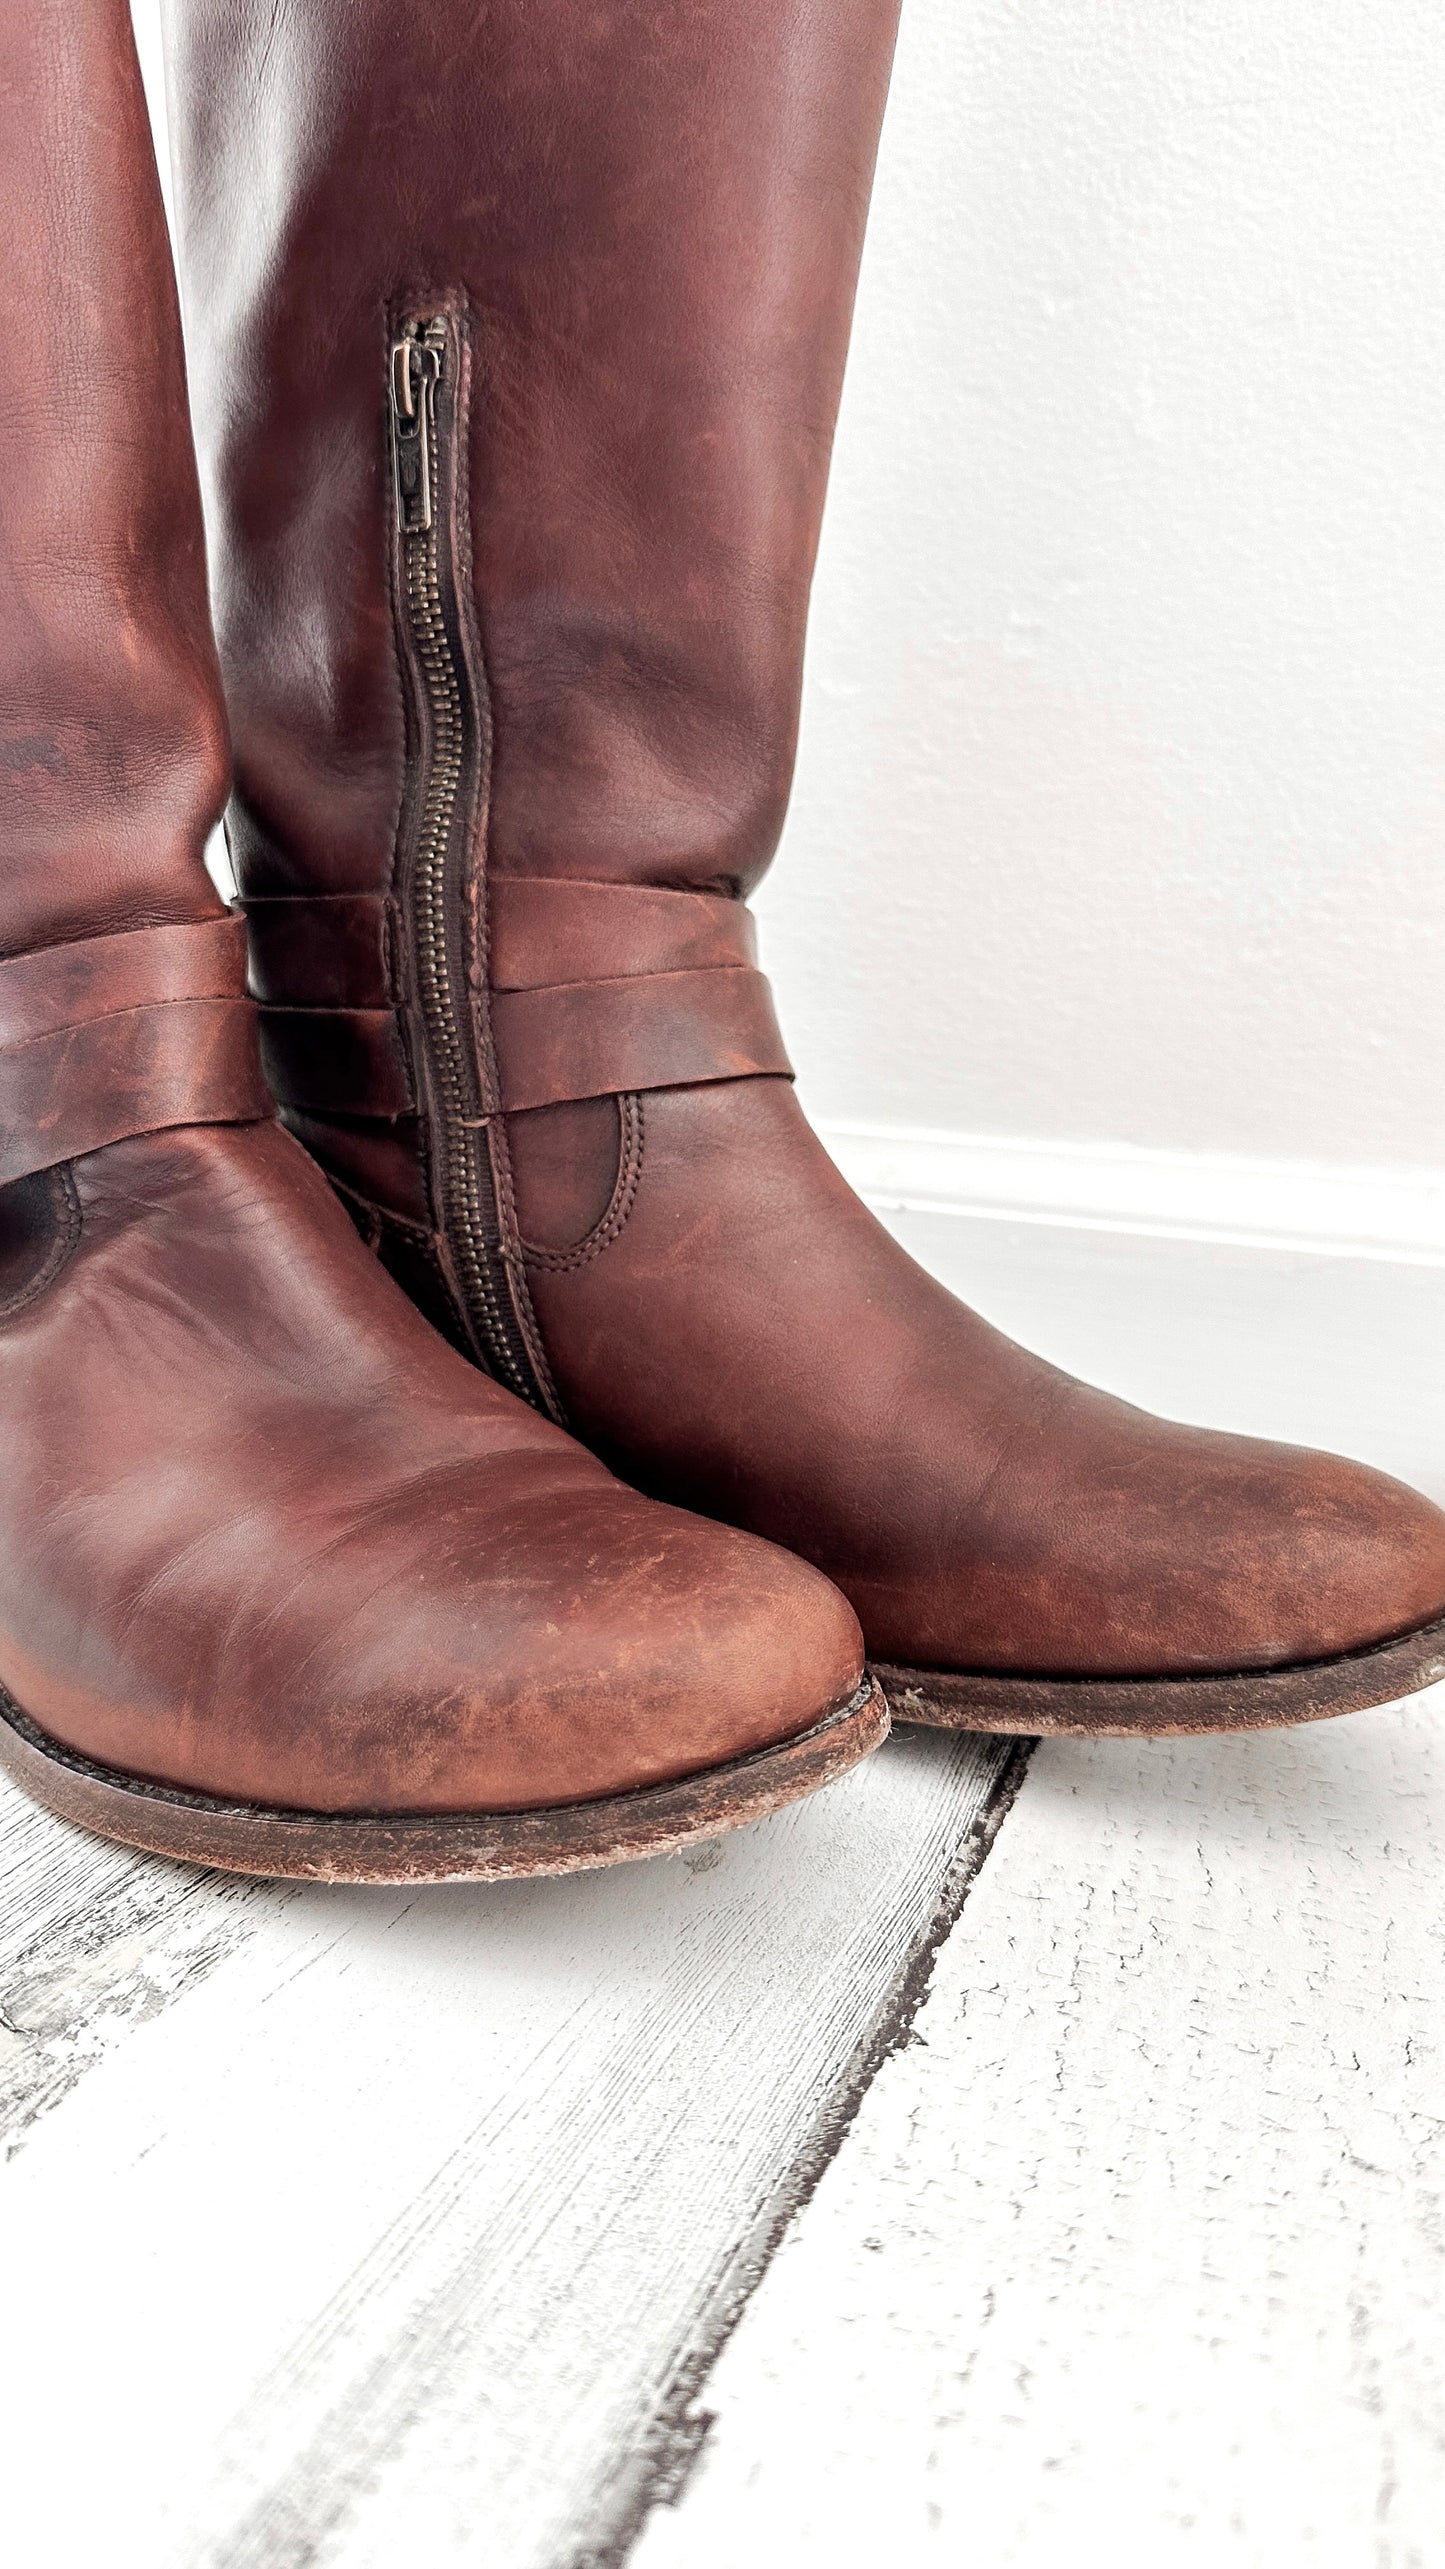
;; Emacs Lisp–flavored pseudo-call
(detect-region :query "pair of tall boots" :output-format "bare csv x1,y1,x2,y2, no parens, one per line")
1,0,1441,1883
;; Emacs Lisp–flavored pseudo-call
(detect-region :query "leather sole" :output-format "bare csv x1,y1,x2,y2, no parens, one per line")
873,1610,1445,1738
0,1677,888,1883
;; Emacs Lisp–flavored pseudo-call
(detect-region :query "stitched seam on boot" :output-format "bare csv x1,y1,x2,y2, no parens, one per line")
521,1093,646,1272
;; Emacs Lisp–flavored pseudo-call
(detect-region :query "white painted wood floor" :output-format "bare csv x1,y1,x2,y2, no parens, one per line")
2,1212,1440,2567
640,1217,1445,2569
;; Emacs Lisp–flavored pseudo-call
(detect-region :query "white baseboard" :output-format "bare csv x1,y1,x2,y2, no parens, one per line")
817,1121,1445,1268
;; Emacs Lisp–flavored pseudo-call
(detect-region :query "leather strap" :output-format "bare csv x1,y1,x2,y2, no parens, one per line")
258,1005,414,1118
245,893,392,1009
0,917,271,1184
491,965,790,1113
485,884,790,1106
242,879,791,1119
0,915,252,1044
240,878,758,1001
488,878,759,989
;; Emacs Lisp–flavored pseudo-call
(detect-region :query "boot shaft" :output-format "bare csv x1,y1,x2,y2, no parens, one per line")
165,0,901,909
164,0,901,1392
0,0,229,959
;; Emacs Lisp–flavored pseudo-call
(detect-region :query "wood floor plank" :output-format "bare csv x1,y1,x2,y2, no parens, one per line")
631,1222,1445,2569
0,1726,1018,2569
634,1693,1445,2568
0,1775,290,2159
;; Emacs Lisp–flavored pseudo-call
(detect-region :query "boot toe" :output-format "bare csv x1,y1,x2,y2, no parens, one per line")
963,1424,1445,1680
864,1381,1445,1683
1198,1440,1445,1673
429,1477,869,1814
217,1459,867,1815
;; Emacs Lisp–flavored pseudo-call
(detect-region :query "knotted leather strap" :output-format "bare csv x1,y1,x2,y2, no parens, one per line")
244,880,792,1118
0,915,271,1184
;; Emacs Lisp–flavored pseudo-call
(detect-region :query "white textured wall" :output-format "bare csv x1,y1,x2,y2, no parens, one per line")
136,2,1445,1178
772,0,1445,1175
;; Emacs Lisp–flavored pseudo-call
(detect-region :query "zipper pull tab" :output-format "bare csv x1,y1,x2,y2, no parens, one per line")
390,327,444,533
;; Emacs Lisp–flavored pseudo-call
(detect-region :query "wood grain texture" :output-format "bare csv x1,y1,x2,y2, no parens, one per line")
0,1772,283,2158
633,1220,1445,2569
0,1725,1014,2568
635,1693,1445,2569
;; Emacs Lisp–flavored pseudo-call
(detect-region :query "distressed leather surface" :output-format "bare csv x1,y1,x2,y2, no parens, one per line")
166,0,1445,1684
0,918,271,1182
0,0,863,1814
2,1117,861,1810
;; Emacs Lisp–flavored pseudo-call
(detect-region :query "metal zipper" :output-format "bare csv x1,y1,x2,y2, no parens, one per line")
388,313,552,1409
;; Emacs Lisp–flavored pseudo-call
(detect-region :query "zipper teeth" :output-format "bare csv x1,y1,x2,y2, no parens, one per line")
395,327,534,1400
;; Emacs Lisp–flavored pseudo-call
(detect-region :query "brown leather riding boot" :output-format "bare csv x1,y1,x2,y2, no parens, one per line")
164,0,1445,1737
0,0,881,1882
